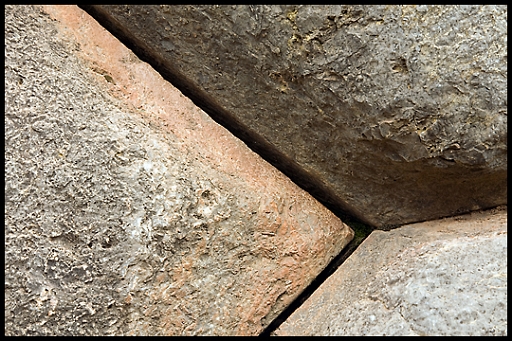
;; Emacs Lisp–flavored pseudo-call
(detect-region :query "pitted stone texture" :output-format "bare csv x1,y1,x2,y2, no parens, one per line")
4,5,353,336
84,5,507,228
274,206,507,336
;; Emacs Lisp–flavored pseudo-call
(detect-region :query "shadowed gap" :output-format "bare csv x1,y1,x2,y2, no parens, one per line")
259,219,373,336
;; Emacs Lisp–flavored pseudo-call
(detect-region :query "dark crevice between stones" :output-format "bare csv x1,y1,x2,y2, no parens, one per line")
260,218,373,336
79,5,375,336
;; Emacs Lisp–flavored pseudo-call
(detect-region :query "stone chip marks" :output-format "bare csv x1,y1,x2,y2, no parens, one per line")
82,5,507,228
4,5,353,336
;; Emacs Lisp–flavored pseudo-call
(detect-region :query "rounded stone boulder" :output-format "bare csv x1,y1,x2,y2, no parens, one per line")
82,5,507,228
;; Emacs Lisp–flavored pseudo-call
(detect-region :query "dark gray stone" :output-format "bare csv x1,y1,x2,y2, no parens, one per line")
83,5,507,228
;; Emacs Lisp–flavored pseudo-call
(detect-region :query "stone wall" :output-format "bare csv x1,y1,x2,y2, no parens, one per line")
4,5,507,336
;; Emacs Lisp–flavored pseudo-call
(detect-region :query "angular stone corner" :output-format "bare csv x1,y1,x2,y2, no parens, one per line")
274,206,507,336
4,5,354,336
81,5,507,228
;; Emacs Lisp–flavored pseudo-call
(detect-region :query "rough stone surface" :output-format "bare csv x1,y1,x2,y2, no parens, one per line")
83,5,507,228
4,5,354,336
274,206,507,336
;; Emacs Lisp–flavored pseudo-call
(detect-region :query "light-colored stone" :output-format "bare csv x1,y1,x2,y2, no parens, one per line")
82,5,507,228
274,206,507,336
4,5,353,336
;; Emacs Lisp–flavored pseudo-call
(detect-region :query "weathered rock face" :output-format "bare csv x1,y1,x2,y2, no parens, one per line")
274,206,508,336
4,5,354,336
82,5,507,228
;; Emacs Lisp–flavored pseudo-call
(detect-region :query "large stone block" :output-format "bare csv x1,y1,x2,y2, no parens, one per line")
4,5,353,336
274,206,507,336
82,5,507,228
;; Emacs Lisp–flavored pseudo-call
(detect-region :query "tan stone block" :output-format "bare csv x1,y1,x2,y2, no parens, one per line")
4,5,353,336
